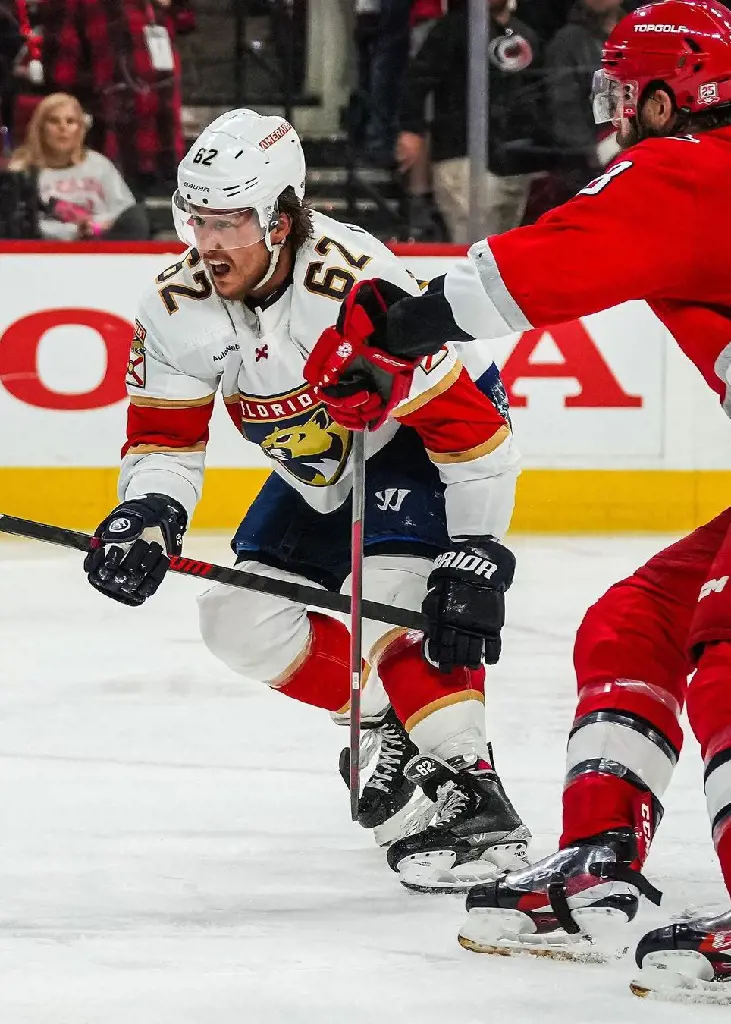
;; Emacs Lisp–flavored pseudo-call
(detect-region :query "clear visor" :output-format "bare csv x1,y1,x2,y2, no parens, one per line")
592,70,637,127
172,191,266,251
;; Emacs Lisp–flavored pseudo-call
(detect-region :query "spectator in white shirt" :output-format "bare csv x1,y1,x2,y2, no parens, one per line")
9,91,150,239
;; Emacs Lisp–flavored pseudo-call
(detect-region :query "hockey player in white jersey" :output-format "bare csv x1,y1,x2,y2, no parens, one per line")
83,108,529,889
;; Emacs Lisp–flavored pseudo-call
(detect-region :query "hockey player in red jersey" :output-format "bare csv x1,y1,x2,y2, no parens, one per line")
305,0,731,1000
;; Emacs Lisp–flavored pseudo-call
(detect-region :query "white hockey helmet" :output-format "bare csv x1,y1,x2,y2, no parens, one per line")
172,108,307,261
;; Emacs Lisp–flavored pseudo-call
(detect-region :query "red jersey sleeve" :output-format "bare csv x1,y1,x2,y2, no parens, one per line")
393,363,509,460
447,137,705,335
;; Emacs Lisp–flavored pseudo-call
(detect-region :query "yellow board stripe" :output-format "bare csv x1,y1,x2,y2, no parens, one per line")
510,469,731,533
0,468,270,532
2,468,731,534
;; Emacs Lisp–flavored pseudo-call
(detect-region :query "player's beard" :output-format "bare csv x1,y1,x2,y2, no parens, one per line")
618,111,675,150
206,244,272,301
617,117,640,150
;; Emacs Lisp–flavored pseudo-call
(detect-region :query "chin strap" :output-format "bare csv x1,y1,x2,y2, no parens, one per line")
252,205,285,291
253,240,284,290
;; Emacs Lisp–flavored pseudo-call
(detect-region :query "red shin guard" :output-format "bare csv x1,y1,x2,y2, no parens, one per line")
276,612,352,712
377,631,485,734
687,642,731,758
561,577,687,852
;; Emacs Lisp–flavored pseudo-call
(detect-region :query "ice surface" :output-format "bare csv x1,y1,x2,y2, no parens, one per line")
0,534,725,1023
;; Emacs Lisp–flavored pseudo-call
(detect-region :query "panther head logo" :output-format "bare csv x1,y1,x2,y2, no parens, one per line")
261,407,350,486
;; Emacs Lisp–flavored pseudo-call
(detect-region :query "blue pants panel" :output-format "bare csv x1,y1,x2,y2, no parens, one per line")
231,426,450,590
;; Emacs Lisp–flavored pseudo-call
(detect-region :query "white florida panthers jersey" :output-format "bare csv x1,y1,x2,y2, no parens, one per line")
120,211,519,540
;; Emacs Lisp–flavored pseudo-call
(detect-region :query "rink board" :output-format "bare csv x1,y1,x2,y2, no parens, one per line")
1,241,730,532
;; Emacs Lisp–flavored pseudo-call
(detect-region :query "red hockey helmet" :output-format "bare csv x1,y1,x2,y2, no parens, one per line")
593,0,731,126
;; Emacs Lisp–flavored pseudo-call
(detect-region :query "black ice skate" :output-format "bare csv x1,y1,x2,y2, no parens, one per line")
386,753,531,893
339,709,435,847
459,828,662,961
631,907,731,1003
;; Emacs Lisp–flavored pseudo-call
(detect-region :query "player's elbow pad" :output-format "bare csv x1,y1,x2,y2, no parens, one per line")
386,276,473,359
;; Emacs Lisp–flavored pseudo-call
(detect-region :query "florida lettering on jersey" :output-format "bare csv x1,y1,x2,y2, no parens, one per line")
234,384,352,487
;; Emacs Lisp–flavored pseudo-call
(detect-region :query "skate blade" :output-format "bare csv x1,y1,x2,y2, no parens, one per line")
457,932,610,963
398,842,529,895
631,953,731,1005
457,906,628,963
630,971,731,1005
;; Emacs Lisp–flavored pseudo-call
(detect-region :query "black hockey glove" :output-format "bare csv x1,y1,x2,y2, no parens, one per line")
385,275,473,359
422,537,516,675
84,494,187,607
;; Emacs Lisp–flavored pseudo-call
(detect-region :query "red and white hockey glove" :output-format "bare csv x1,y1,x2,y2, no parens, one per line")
304,279,419,431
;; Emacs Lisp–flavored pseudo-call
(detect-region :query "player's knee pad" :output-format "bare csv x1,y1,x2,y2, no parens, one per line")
561,673,683,851
574,580,690,712
687,641,731,756
565,690,681,809
197,559,316,682
350,554,432,657
566,585,688,848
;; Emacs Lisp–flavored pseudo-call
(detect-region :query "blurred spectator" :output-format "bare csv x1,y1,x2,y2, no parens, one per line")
0,3,21,97
3,0,45,149
403,0,447,239
517,0,575,41
0,162,37,235
0,3,21,158
397,0,543,242
545,0,625,194
40,0,196,195
411,0,444,45
9,92,150,239
354,0,412,166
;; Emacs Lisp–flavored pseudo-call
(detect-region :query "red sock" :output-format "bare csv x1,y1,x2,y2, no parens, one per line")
276,612,352,712
377,631,485,734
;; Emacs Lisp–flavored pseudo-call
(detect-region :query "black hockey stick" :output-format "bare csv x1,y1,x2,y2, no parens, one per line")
348,431,366,820
0,513,428,631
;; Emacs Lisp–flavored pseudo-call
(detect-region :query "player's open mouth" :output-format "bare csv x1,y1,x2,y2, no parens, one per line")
206,258,233,280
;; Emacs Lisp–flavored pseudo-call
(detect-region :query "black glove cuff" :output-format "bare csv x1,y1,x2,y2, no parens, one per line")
385,276,473,360
141,493,188,555
96,494,187,556
433,537,516,592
